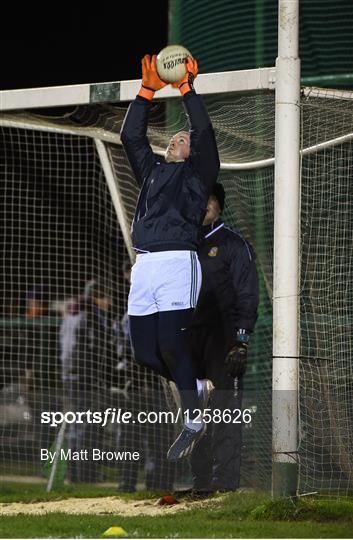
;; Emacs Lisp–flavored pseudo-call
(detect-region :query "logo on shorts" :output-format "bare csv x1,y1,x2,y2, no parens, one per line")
172,301,184,306
208,246,218,257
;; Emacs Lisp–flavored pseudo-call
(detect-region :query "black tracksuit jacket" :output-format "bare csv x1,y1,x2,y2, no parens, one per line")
189,220,259,491
120,91,220,252
192,219,259,333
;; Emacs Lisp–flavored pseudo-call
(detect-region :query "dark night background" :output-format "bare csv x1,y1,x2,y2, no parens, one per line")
0,4,169,392
1,3,169,90
0,3,168,319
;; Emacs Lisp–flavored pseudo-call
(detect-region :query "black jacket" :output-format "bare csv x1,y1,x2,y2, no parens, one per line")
120,91,220,252
192,219,259,332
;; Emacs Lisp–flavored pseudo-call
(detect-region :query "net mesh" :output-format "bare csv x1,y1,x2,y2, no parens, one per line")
0,123,178,488
0,87,352,494
299,91,353,495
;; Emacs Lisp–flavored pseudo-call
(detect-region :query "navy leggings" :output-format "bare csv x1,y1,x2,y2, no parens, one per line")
129,309,200,417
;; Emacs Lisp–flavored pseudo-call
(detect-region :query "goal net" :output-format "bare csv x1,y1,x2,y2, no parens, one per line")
0,82,352,495
299,89,353,496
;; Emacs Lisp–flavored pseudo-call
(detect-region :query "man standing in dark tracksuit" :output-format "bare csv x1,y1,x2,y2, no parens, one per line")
120,54,220,461
189,183,259,492
60,281,115,482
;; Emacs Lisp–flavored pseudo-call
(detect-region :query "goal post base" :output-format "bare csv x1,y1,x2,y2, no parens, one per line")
272,461,298,498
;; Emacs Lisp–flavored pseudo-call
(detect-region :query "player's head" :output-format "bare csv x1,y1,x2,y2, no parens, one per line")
84,279,112,311
203,183,225,225
25,285,49,318
165,131,190,163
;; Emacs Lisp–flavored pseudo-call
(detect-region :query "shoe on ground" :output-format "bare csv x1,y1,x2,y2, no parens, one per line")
167,424,205,462
211,486,237,493
177,488,215,499
191,488,215,499
173,487,194,496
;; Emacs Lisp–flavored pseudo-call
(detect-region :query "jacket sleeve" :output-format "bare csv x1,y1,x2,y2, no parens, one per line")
228,238,259,332
120,96,156,186
182,91,220,191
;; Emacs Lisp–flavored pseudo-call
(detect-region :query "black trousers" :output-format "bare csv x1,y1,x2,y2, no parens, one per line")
129,310,200,416
63,381,106,483
188,324,243,491
118,369,175,492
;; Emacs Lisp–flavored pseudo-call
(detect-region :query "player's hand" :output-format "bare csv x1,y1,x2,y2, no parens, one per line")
225,342,248,379
138,54,167,100
172,57,198,95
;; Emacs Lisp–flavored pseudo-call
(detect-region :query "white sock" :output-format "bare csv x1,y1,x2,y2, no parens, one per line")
188,379,211,432
197,378,214,395
185,419,203,432
197,379,207,395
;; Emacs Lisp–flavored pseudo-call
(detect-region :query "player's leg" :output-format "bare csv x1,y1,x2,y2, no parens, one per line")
158,308,200,414
117,380,142,492
128,254,173,380
129,313,172,380
188,325,214,491
65,382,85,482
155,252,204,461
145,381,176,490
206,325,243,491
159,310,208,460
130,251,203,461
212,377,243,491
118,420,142,492
156,251,202,414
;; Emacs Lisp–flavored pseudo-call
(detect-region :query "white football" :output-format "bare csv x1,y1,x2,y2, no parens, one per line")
156,45,193,83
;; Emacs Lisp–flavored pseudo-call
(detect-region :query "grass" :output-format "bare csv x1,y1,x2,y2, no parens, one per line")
251,496,353,522
1,482,353,538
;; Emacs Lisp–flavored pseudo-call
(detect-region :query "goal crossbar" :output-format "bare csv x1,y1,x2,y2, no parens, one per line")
0,68,276,111
2,115,353,171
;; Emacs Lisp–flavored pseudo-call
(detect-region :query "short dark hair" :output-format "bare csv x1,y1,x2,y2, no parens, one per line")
84,279,110,299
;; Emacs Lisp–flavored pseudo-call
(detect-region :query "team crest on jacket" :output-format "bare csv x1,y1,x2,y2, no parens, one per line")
208,246,218,257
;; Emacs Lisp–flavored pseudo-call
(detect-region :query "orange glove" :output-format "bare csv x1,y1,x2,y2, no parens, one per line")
138,54,167,100
172,57,199,96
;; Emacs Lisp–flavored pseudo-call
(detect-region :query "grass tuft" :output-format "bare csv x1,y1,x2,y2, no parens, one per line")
251,496,353,522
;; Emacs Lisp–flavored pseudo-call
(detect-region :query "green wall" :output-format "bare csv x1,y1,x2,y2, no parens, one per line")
169,0,353,88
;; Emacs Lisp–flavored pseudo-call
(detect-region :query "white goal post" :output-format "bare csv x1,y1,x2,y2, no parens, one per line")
272,0,300,498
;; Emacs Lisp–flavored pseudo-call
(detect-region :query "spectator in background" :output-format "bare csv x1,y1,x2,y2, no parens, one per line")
115,262,175,492
25,285,50,319
60,280,116,483
188,184,259,494
24,284,55,456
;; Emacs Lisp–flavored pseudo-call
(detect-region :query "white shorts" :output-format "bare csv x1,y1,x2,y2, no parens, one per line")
128,250,202,316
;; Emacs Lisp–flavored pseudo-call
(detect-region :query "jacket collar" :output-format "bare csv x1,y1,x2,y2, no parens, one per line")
202,218,224,239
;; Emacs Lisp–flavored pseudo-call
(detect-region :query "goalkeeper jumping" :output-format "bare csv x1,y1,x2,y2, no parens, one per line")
120,54,220,461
